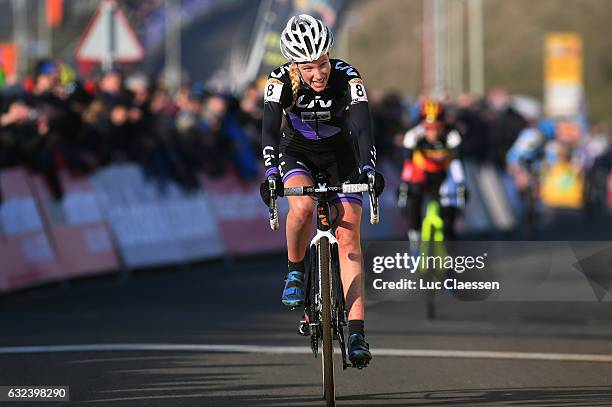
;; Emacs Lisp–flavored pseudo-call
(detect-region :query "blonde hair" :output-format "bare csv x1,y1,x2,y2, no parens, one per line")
289,62,300,105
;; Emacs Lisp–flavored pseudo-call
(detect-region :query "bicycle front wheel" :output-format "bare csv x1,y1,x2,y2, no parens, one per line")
319,236,336,407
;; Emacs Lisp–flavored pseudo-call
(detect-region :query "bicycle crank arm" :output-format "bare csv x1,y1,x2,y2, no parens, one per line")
337,329,349,370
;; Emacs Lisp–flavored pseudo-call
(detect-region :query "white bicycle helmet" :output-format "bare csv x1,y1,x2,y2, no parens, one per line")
280,14,334,63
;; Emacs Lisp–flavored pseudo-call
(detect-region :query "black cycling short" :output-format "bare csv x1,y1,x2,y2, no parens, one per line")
279,133,362,206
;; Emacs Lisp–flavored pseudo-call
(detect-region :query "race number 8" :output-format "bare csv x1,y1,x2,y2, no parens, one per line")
264,80,283,103
355,84,364,97
350,81,368,103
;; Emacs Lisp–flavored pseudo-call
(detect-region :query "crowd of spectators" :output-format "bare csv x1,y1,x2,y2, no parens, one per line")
0,59,261,199
370,86,534,169
1,59,610,202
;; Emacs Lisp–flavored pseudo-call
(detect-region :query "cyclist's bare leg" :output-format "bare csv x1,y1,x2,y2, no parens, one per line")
285,175,315,262
332,201,364,321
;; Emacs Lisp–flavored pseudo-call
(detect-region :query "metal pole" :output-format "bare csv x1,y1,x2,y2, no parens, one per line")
101,0,115,71
448,0,464,96
468,0,484,96
164,0,182,92
421,0,432,94
432,0,447,99
433,0,440,96
446,0,453,97
239,0,274,91
456,0,464,95
37,0,51,57
12,0,28,78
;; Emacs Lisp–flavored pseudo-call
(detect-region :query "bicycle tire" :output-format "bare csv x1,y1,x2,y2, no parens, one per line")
425,226,436,320
523,180,536,239
319,236,336,407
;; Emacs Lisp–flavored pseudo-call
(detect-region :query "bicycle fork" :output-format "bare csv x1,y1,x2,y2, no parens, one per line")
305,233,350,367
330,240,350,370
307,240,320,357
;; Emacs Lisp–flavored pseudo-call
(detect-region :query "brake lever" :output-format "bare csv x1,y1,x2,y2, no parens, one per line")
456,184,466,210
367,172,379,225
268,177,279,230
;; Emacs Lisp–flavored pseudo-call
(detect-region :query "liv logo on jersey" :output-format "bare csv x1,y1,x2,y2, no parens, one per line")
335,61,358,76
370,146,377,167
269,66,289,79
263,146,275,167
296,95,333,109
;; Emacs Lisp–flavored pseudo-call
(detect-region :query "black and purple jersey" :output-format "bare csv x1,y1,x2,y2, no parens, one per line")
261,58,376,179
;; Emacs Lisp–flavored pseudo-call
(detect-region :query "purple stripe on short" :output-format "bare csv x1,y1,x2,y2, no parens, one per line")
283,168,312,183
335,192,364,200
329,194,363,206
362,165,375,173
265,167,279,178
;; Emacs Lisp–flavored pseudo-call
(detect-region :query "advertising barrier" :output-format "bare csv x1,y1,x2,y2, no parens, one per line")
0,169,63,292
91,164,224,268
201,169,287,255
0,158,592,294
31,171,120,277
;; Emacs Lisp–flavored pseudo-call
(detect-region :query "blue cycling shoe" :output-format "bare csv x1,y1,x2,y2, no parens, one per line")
348,333,371,368
281,271,305,308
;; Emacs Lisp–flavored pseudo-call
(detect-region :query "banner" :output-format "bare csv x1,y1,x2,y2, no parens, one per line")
0,169,63,292
31,171,119,277
91,164,224,268
0,43,17,79
201,169,288,255
544,33,584,118
0,158,549,294
46,0,64,28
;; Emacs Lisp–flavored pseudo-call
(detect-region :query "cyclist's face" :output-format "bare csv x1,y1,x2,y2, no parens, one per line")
298,54,331,92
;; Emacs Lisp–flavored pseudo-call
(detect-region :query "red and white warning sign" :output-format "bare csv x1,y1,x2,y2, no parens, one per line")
75,0,144,65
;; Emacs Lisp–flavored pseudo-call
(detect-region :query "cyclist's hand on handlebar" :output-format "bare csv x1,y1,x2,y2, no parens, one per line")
456,182,468,209
358,169,385,197
397,182,410,208
260,173,284,206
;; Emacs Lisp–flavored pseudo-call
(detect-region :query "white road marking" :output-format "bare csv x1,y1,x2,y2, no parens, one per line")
0,343,612,363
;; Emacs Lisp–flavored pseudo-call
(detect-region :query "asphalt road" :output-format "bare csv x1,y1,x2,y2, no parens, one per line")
1,210,612,406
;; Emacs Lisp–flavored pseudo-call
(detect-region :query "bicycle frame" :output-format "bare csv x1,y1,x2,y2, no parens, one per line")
419,193,448,321
304,186,350,370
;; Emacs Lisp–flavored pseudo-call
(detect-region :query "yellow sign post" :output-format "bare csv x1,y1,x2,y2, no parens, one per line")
544,33,583,118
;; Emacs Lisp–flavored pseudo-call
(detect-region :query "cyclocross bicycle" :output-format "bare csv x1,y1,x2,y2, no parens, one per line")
417,185,465,320
267,171,379,407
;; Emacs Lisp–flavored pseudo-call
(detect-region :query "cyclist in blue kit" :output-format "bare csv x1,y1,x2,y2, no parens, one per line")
259,14,384,367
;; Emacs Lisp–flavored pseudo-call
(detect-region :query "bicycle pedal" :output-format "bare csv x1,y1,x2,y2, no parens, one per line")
349,354,371,369
351,362,369,370
298,320,310,336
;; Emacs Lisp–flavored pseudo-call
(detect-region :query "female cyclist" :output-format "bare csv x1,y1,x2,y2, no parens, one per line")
259,14,383,367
